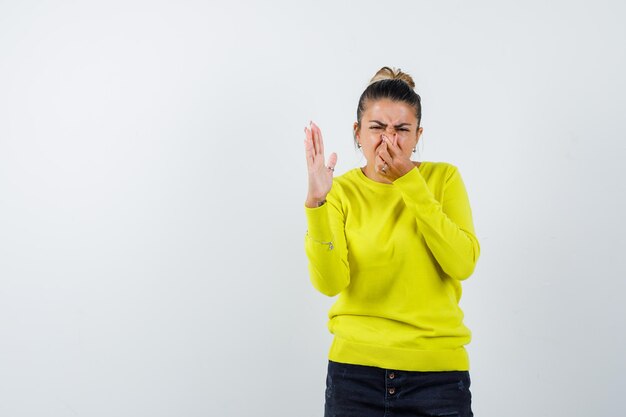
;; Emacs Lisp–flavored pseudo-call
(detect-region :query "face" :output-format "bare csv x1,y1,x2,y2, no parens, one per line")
354,99,423,167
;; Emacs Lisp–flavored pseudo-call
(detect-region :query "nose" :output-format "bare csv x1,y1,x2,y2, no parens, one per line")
382,127,397,138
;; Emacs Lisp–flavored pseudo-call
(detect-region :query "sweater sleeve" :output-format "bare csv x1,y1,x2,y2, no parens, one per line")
303,186,350,296
392,165,480,280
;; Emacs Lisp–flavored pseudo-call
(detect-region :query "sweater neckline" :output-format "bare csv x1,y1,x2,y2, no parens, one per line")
356,162,428,189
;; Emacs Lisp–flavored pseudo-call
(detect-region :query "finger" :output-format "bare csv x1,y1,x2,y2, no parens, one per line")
304,129,315,167
304,126,313,147
327,152,338,171
383,135,398,157
304,126,313,152
380,134,389,148
375,154,387,173
377,140,392,163
312,121,324,156
378,145,392,165
376,135,387,154
314,124,323,157
380,134,397,156
309,122,320,156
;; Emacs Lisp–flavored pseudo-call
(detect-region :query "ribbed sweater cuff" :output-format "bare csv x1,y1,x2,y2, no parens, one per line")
304,203,332,241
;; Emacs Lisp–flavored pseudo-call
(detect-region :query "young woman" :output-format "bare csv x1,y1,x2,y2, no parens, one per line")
303,67,480,417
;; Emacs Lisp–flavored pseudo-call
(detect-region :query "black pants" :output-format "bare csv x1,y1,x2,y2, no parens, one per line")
324,360,473,417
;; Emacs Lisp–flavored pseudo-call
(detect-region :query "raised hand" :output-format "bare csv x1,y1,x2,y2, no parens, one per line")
304,121,337,208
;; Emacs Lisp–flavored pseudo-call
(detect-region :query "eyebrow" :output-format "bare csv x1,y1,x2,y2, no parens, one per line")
368,120,412,127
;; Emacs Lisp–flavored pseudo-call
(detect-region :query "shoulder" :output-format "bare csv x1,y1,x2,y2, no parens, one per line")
423,160,457,171
330,168,359,190
326,168,360,207
420,160,460,182
334,167,359,181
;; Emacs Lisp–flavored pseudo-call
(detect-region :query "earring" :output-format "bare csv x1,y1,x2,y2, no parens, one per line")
412,147,416,153
358,143,362,148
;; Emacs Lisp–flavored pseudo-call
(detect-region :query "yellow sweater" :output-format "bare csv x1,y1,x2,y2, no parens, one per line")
304,162,480,371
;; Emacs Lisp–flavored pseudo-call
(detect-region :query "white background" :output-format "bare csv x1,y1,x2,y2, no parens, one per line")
1,1,625,416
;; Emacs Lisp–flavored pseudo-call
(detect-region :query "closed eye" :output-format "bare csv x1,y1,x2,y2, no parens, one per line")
369,126,409,132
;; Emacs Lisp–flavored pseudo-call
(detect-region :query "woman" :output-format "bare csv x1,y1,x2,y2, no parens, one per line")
303,67,480,417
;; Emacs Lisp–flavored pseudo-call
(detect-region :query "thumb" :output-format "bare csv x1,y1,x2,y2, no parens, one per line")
327,152,338,170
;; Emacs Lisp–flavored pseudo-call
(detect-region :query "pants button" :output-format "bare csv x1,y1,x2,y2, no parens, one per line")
389,372,395,380
388,387,396,395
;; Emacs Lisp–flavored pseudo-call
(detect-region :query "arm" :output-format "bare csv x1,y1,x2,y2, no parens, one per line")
304,188,350,296
393,165,480,280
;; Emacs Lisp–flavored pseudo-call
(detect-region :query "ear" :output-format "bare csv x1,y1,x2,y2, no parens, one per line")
353,121,360,139
353,121,361,146
415,126,423,144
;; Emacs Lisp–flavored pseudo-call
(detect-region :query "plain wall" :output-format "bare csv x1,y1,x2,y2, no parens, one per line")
1,1,624,416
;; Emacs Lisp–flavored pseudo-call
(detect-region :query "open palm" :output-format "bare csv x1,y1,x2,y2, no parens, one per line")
304,121,337,205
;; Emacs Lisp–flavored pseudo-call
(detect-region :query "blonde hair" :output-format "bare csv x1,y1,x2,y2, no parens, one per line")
368,66,416,89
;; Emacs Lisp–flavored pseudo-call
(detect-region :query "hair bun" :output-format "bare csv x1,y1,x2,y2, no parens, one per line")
368,66,416,89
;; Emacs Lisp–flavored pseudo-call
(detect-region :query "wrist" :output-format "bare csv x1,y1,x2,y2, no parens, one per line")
305,197,327,208
398,162,417,178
